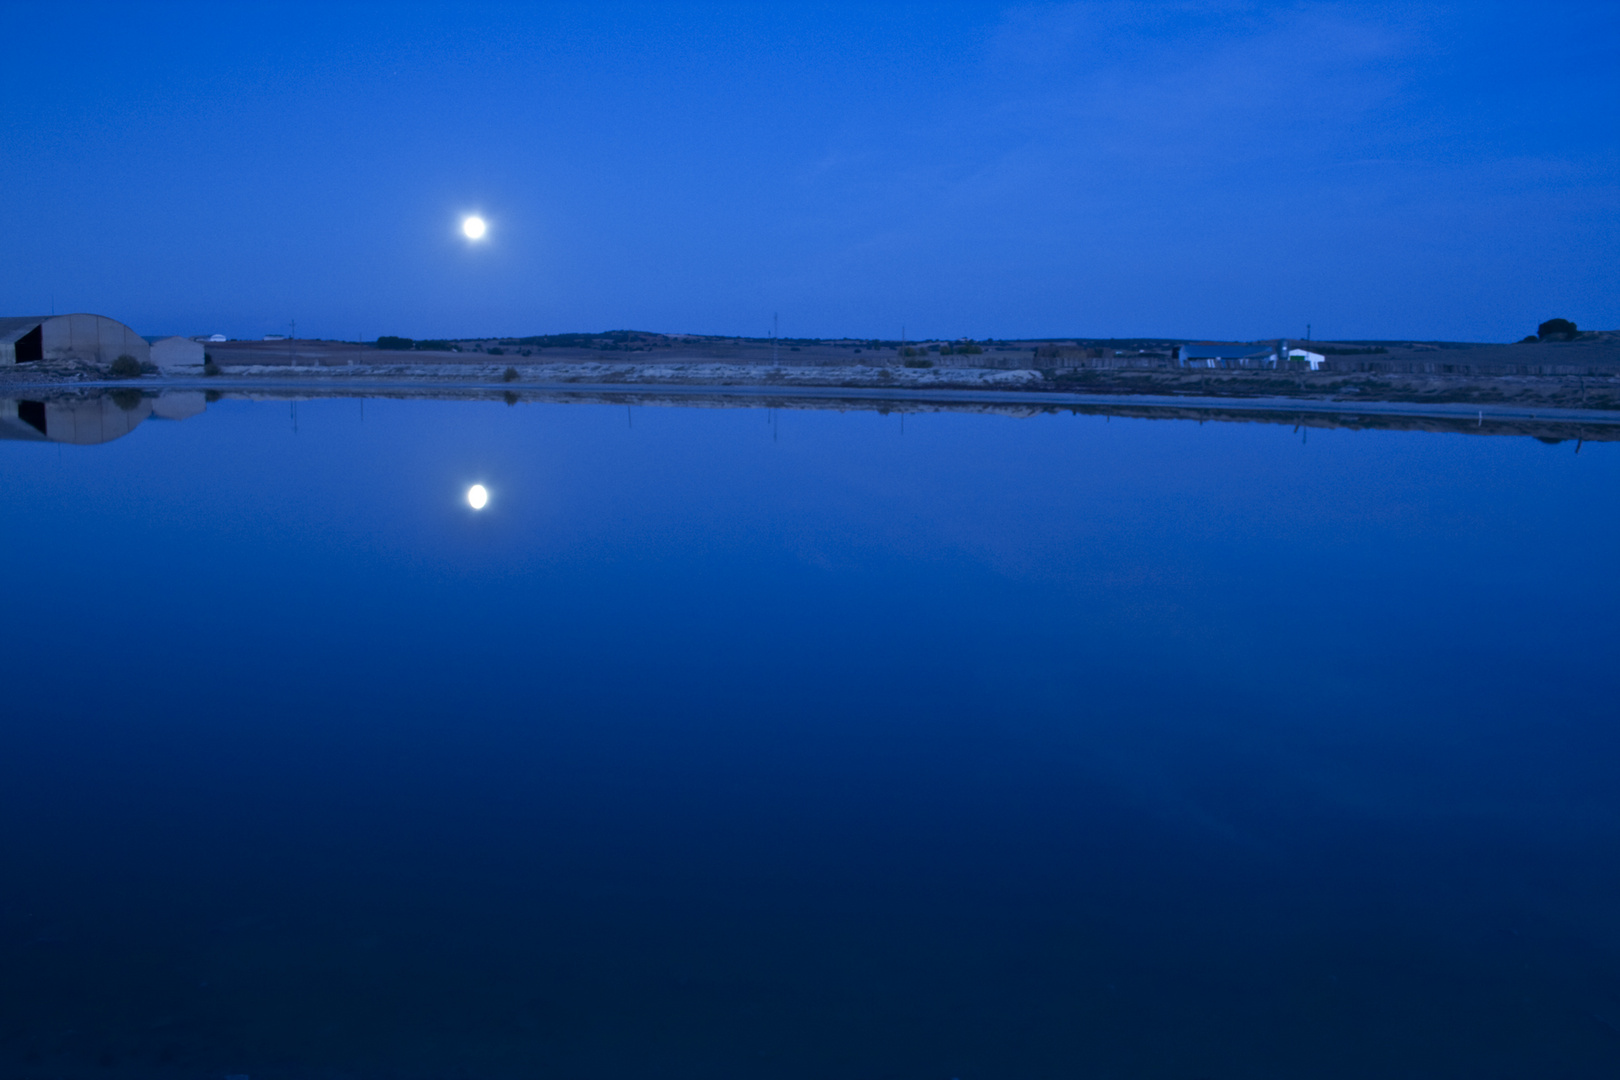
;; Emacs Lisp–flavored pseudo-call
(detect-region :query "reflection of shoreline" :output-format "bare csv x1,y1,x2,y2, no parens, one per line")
5,384,1617,445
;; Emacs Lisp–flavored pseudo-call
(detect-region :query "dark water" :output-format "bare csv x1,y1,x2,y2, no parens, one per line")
1,397,1616,1078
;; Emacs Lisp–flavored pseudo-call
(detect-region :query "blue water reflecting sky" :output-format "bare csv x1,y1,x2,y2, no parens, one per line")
1,399,1617,1076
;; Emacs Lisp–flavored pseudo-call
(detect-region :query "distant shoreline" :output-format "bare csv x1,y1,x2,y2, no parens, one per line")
10,373,1618,425
3,369,1617,447
6,368,1618,449
8,348,1620,417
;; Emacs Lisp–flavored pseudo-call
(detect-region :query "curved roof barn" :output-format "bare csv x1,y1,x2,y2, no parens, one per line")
0,313,150,366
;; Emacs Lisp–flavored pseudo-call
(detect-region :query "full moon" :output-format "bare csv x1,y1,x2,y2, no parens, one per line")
462,215,487,240
467,484,489,510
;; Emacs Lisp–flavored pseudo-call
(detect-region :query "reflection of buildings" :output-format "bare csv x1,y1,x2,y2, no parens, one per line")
0,392,206,446
1,313,150,367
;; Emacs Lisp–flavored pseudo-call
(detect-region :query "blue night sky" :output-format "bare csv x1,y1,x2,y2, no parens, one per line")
1,2,1614,343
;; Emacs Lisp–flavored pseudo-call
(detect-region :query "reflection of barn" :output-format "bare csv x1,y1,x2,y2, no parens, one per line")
0,392,207,446
0,396,151,444
0,314,150,367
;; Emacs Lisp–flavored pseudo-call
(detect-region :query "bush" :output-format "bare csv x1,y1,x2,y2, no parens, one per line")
488,346,505,356
502,366,519,382
108,354,143,378
203,360,222,377
904,358,934,368
376,335,413,350
1537,318,1578,340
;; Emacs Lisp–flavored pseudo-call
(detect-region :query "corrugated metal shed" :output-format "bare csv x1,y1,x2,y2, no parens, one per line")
0,314,150,366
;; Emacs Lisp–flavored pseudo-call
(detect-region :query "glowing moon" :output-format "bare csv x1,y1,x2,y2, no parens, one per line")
467,484,489,510
462,215,487,240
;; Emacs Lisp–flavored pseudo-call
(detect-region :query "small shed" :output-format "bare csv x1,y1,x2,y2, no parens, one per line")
0,314,150,367
149,336,205,372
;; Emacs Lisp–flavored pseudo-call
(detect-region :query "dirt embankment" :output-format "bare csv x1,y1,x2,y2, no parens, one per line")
1041,367,1620,411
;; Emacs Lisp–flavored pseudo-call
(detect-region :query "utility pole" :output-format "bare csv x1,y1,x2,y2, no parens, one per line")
290,319,296,364
772,312,779,366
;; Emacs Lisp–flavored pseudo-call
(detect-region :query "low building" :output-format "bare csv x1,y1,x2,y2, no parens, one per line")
1033,345,1107,368
148,335,205,372
1176,344,1277,369
0,313,150,367
1286,347,1326,371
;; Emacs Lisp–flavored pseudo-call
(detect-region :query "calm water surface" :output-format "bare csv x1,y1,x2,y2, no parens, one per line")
1,398,1617,1078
